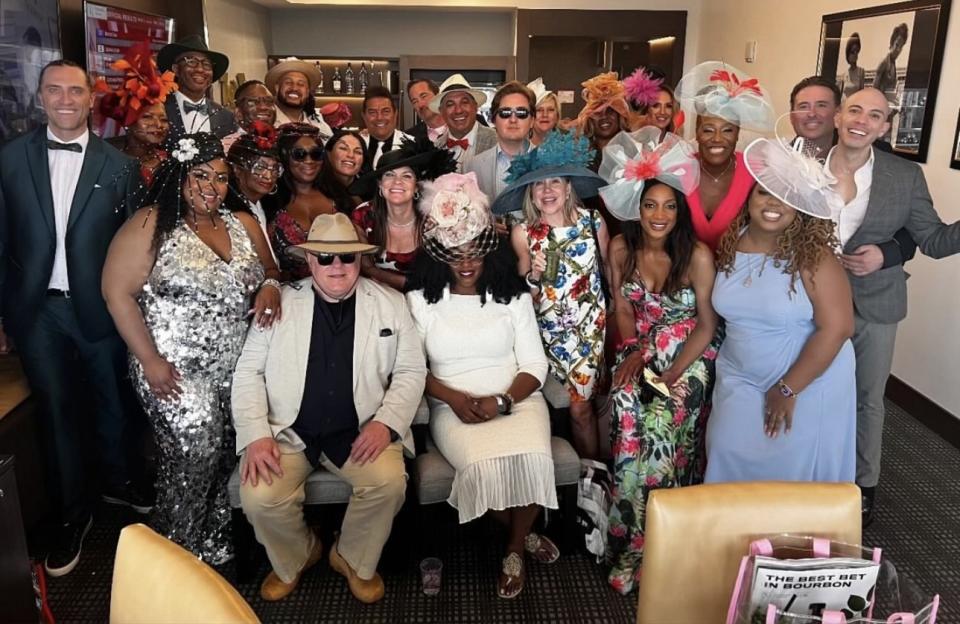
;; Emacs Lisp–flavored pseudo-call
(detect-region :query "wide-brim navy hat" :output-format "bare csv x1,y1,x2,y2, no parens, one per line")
158,35,230,83
491,164,606,215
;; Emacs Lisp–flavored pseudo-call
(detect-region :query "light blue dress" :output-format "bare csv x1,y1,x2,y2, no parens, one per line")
705,251,856,483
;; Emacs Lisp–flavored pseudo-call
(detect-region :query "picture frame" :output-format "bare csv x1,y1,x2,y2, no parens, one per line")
951,109,960,171
0,0,62,142
816,0,952,163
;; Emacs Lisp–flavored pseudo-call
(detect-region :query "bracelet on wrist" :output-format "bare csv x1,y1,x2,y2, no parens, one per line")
524,270,541,290
260,278,282,292
777,378,798,398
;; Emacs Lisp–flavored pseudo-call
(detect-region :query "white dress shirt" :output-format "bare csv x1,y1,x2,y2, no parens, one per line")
274,107,333,138
824,146,875,248
250,200,277,264
47,127,90,291
363,129,412,169
174,91,212,134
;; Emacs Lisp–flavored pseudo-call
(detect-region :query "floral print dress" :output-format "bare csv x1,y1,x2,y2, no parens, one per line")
606,277,719,594
269,209,310,281
524,207,606,402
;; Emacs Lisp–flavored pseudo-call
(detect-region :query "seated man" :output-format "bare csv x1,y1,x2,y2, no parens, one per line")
232,213,426,603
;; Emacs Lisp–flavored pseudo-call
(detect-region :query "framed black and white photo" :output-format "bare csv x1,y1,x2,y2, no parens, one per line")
816,0,952,163
951,110,960,170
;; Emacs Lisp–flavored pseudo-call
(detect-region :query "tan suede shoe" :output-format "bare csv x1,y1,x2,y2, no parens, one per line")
259,536,324,601
329,539,385,604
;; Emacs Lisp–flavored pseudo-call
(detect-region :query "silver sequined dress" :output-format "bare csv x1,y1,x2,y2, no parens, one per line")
131,209,264,564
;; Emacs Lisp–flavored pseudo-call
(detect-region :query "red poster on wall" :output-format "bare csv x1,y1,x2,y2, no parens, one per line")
84,1,175,137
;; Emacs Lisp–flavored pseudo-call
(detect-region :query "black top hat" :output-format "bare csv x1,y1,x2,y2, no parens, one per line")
157,35,230,82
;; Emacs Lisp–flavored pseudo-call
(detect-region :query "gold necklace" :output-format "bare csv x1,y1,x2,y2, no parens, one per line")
700,158,735,183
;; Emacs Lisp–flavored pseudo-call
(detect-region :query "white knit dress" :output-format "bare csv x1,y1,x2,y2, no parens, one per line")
407,289,558,523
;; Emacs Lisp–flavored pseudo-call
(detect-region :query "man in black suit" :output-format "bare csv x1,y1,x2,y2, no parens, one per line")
0,60,147,577
157,35,237,140
404,78,446,143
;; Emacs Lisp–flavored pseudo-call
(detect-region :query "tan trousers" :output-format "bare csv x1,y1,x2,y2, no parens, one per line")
239,443,406,582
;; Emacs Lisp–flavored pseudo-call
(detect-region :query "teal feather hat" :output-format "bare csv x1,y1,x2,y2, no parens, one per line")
491,131,607,215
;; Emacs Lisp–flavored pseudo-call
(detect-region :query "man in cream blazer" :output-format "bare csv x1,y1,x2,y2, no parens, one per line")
232,213,426,604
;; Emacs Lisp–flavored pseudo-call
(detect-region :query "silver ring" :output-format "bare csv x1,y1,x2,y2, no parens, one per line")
264,308,274,316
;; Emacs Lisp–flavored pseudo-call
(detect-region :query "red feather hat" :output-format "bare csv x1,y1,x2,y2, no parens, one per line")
95,41,178,127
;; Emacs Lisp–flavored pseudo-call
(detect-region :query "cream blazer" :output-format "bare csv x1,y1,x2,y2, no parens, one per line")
231,277,426,458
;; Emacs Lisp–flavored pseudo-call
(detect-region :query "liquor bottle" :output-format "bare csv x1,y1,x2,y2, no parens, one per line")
315,62,324,95
359,62,369,93
332,66,342,94
344,62,355,95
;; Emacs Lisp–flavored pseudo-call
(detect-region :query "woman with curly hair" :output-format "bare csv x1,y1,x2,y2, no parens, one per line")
705,136,856,484
597,128,717,594
102,133,281,563
406,172,559,599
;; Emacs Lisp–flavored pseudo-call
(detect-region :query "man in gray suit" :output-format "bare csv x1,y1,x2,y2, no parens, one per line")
465,80,535,201
431,73,497,171
825,87,960,525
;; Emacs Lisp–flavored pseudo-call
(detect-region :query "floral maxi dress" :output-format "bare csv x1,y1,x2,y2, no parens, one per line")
524,207,606,402
606,278,718,594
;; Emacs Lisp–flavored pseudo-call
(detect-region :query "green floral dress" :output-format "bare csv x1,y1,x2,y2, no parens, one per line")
524,207,606,402
606,278,718,594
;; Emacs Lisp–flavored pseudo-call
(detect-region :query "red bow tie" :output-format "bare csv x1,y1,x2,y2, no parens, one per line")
446,137,469,150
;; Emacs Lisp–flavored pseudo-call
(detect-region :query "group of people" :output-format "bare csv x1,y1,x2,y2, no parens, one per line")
1,31,959,608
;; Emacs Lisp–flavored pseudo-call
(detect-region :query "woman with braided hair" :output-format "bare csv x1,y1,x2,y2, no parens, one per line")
705,135,856,484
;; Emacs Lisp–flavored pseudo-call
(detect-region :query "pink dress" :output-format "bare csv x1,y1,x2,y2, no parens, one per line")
686,152,754,250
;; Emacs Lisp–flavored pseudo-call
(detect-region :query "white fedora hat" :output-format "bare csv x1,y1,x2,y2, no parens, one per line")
265,57,322,95
428,73,488,113
287,213,379,259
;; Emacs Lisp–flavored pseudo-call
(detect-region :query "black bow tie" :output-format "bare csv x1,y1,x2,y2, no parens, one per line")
183,100,209,115
47,140,82,153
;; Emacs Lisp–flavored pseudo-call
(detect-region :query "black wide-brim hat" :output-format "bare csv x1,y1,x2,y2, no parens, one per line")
349,137,458,198
158,35,230,82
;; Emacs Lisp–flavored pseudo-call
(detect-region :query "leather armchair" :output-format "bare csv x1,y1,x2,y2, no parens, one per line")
110,523,259,624
636,481,861,624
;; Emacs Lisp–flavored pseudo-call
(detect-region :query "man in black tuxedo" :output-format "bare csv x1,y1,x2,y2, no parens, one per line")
157,35,237,140
0,60,147,577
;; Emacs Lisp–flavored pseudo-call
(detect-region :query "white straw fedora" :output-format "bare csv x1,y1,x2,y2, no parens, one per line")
287,213,379,258
428,73,488,113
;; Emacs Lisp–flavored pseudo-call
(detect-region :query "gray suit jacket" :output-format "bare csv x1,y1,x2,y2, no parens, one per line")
845,149,960,324
231,277,427,458
463,145,500,199
435,124,497,171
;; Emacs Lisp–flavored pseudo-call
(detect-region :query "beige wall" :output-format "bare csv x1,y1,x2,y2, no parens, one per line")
205,0,272,91
699,0,960,417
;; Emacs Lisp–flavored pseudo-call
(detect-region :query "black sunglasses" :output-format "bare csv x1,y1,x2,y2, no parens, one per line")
495,107,531,120
313,252,357,265
290,147,324,162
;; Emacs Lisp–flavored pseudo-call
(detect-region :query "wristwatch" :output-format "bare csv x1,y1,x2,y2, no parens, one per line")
777,378,798,398
495,393,514,415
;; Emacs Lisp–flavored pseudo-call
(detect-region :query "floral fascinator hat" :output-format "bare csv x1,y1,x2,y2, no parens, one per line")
674,61,775,135
598,126,700,222
742,116,835,219
491,130,606,216
419,171,498,262
95,40,178,127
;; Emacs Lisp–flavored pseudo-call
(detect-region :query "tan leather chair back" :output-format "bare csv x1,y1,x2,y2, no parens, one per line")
110,523,260,624
637,482,861,624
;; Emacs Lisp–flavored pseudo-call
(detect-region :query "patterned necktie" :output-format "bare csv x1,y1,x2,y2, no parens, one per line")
46,140,82,153
446,137,469,150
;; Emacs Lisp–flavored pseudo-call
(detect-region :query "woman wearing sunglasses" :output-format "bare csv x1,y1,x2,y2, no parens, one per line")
267,124,365,280
102,132,282,564
349,137,457,292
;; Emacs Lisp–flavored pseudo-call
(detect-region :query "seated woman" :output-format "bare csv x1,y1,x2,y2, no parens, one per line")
350,137,457,291
96,40,175,186
267,125,363,280
674,61,775,249
224,121,283,248
526,78,560,147
624,66,680,138
101,133,281,563
597,128,718,594
406,171,559,599
706,135,856,484
497,131,609,460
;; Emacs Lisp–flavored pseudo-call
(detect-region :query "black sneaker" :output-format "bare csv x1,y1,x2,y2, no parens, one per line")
45,515,93,577
102,481,154,514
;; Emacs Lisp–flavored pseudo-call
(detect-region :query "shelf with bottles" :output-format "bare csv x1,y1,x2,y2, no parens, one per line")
268,56,400,98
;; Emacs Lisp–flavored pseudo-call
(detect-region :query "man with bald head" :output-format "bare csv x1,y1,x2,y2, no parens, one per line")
825,87,960,526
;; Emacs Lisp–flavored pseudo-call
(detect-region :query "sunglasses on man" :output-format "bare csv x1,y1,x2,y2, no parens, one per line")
290,147,324,162
495,107,531,120
310,252,357,265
